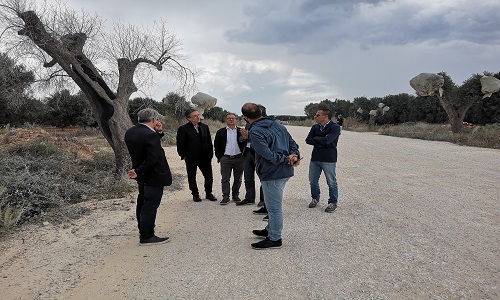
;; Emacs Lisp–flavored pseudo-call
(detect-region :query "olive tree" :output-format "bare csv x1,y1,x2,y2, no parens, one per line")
0,52,35,124
0,0,195,177
409,72,497,133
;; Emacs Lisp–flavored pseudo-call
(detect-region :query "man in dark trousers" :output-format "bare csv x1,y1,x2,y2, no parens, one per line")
176,109,217,202
214,113,246,205
124,108,172,246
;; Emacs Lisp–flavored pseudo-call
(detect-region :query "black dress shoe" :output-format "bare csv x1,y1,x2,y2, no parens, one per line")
253,207,268,215
193,195,202,202
252,228,268,237
206,194,217,201
251,237,282,249
139,236,170,246
236,199,255,206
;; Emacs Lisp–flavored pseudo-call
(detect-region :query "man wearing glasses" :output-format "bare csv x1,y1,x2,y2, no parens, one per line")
214,113,245,205
176,109,217,202
306,109,341,213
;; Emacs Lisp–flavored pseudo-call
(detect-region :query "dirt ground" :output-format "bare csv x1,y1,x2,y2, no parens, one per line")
1,127,499,299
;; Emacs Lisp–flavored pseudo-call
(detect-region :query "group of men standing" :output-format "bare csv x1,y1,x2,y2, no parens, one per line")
124,103,341,249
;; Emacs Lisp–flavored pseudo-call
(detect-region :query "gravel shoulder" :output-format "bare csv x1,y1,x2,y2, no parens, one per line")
1,127,499,299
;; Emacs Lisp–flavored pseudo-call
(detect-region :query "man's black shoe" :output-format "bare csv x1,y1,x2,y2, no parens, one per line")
236,199,255,206
206,194,218,201
252,228,268,237
220,198,229,205
139,236,170,246
233,197,242,203
193,195,202,202
257,200,265,207
253,207,268,215
251,237,282,250
325,203,337,213
263,214,269,221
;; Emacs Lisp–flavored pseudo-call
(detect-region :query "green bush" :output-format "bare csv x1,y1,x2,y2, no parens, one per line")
0,186,24,233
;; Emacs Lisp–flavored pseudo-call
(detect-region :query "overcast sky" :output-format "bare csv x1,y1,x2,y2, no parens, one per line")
58,0,499,116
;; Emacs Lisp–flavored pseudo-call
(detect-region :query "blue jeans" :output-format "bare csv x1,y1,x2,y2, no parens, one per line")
309,161,338,204
261,177,289,241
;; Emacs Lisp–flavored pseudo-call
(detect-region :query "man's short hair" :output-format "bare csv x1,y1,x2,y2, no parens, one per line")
137,108,160,123
241,103,262,119
225,112,237,119
185,108,198,119
257,104,267,117
318,108,332,120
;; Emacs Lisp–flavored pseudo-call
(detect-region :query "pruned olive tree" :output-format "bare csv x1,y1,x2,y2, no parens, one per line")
410,72,499,133
410,72,469,133
0,0,195,177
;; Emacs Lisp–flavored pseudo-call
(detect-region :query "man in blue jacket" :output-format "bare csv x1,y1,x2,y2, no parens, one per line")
305,108,341,213
241,103,300,250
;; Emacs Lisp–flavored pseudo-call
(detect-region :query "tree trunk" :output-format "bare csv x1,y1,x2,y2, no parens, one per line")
17,11,133,178
369,114,377,129
438,97,474,134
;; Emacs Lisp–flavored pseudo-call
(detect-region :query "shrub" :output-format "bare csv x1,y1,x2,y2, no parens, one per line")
342,116,373,132
0,186,24,233
0,144,134,225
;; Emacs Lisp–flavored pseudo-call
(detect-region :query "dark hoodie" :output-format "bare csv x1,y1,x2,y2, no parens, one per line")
249,116,300,181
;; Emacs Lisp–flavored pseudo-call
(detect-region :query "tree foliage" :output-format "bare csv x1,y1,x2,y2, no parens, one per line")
44,89,96,128
0,52,35,125
304,99,351,118
162,92,192,120
203,106,230,122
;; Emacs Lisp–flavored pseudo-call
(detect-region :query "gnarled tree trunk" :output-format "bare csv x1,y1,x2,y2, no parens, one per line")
438,96,473,134
17,10,136,177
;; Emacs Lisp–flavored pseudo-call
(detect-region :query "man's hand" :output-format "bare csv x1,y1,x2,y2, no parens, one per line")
288,154,300,166
127,169,138,179
240,128,249,139
154,121,163,132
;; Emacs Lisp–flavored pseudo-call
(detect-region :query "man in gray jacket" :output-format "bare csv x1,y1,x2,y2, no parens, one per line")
241,103,300,250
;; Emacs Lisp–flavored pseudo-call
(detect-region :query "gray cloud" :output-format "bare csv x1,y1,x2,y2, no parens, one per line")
225,0,500,53
34,0,500,116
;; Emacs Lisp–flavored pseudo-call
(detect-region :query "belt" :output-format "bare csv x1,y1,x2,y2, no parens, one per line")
224,154,242,158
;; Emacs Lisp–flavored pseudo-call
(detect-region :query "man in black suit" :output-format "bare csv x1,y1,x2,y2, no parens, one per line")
214,113,246,205
176,109,217,202
124,108,172,246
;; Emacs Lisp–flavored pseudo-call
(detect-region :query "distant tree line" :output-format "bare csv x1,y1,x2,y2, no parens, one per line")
1,51,498,129
305,72,500,126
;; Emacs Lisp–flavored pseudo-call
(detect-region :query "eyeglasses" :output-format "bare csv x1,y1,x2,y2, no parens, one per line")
226,118,236,120
189,114,200,118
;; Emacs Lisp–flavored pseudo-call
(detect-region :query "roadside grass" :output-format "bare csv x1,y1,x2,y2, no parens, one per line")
378,122,500,149
288,117,500,149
